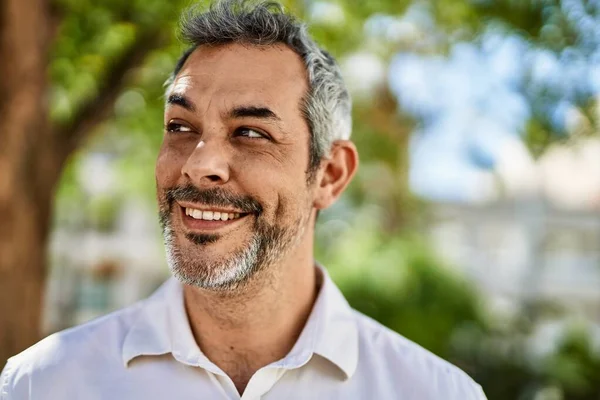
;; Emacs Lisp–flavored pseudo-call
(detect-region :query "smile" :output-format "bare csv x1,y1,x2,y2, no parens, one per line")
184,207,242,221
178,203,252,233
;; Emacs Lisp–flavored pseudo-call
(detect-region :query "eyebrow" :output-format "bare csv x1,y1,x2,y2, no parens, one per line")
228,106,281,122
167,93,196,112
167,94,282,125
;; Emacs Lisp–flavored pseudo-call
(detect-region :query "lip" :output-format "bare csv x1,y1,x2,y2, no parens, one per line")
178,205,251,233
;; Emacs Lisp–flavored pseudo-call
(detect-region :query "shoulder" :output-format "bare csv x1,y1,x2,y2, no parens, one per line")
10,301,144,366
352,310,486,400
1,301,144,399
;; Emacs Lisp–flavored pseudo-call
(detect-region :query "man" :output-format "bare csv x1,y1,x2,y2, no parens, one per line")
0,1,486,399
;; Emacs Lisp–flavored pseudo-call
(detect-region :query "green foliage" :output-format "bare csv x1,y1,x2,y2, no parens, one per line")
323,232,484,356
316,207,600,399
315,205,484,355
50,0,188,204
524,117,556,158
543,329,600,399
466,323,600,400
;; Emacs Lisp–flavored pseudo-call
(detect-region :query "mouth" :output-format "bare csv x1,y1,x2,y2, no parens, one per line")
178,203,252,232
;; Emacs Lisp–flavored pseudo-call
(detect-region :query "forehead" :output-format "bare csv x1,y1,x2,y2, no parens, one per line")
169,43,309,113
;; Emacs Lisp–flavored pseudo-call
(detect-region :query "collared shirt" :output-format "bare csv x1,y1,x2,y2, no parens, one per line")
1,267,486,400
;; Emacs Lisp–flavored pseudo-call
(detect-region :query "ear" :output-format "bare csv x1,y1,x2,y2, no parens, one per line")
313,140,359,210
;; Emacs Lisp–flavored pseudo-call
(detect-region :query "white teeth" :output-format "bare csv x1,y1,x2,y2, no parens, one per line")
185,208,243,221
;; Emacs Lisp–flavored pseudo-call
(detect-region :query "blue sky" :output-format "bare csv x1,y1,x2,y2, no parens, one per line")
382,1,600,202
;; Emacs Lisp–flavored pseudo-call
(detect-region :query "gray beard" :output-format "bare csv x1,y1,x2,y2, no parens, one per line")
161,213,308,291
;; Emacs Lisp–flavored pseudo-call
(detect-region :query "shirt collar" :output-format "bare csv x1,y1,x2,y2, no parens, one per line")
122,265,358,380
122,278,224,375
310,265,359,379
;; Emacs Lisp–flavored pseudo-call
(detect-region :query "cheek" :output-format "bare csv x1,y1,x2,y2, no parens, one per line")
263,175,315,222
228,162,293,217
156,144,186,186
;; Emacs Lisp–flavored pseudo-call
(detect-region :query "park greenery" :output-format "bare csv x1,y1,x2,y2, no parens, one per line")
16,0,600,398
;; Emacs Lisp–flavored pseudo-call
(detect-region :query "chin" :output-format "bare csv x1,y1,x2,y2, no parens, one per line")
166,234,263,290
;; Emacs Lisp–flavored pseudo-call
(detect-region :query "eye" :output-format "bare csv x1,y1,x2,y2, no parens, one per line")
166,121,193,133
235,127,268,139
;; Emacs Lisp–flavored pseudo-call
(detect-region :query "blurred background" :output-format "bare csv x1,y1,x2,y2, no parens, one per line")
1,0,600,399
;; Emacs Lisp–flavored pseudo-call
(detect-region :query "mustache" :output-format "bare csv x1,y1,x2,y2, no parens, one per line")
165,185,263,215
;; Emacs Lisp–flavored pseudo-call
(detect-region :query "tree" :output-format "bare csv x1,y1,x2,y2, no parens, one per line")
0,0,171,364
0,0,53,366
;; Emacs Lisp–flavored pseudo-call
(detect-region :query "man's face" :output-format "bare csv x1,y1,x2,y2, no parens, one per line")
156,43,317,290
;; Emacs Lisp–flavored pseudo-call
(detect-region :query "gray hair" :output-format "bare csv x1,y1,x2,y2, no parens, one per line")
166,0,352,173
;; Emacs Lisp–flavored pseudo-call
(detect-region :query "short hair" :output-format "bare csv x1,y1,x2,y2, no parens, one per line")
166,0,352,174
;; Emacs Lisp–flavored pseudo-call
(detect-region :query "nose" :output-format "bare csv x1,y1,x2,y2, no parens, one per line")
181,140,230,186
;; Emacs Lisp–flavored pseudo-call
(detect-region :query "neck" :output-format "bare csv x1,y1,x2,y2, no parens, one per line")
182,239,318,394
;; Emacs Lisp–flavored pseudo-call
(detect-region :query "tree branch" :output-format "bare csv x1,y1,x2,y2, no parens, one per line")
53,29,165,159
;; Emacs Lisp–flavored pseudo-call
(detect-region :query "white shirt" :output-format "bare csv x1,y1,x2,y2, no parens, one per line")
1,267,486,400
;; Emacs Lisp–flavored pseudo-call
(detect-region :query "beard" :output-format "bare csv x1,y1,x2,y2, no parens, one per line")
158,185,308,291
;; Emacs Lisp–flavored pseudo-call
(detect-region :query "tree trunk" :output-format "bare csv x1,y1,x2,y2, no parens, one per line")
0,0,163,364
0,0,55,365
